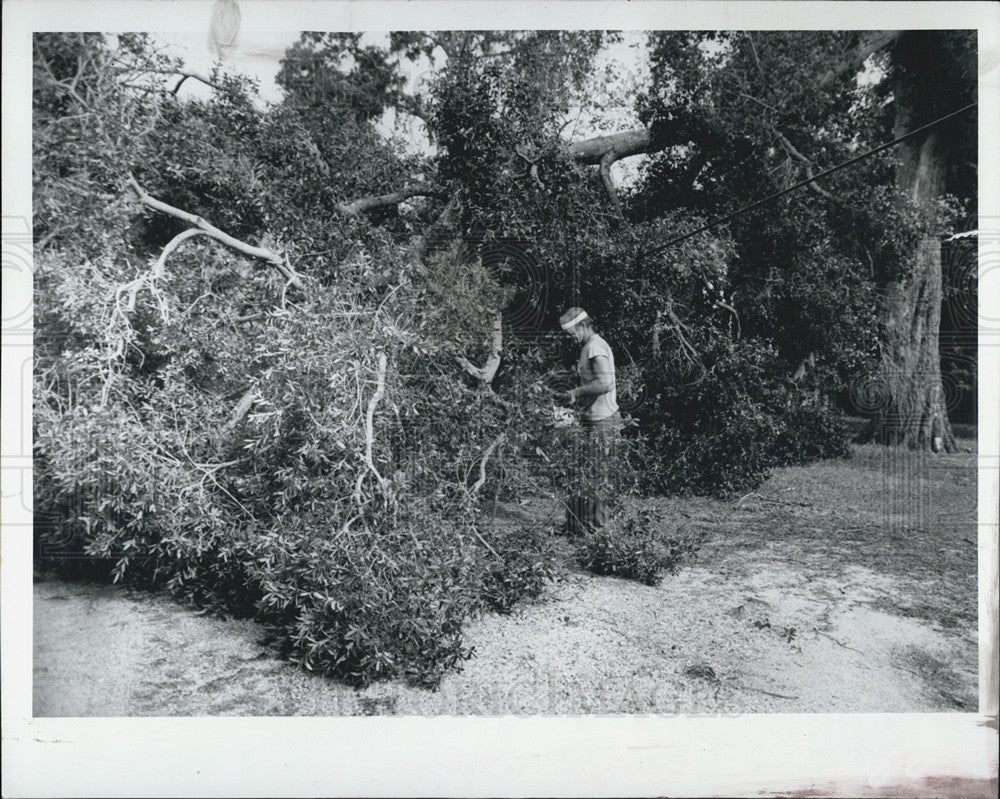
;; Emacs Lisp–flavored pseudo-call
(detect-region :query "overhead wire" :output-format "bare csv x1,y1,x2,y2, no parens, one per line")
641,101,977,258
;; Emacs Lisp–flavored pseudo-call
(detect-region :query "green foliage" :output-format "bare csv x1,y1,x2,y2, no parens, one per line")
254,505,477,688
476,522,558,614
33,237,561,687
577,503,702,586
419,241,504,357
32,31,563,688
771,403,851,466
35,27,970,691
628,29,978,461
278,33,405,122
632,336,852,496
638,338,783,495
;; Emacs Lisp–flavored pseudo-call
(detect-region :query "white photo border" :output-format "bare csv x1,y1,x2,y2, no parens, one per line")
3,1,998,796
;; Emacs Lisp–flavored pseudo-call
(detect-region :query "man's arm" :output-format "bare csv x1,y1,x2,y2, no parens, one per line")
569,354,614,403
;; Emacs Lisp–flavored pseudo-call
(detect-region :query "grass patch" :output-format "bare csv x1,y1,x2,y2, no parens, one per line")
693,440,978,630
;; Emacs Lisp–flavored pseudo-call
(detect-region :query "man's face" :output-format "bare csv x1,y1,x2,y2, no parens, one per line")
565,325,585,344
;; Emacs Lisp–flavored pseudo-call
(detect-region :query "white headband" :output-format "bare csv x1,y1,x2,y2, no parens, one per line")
560,311,589,330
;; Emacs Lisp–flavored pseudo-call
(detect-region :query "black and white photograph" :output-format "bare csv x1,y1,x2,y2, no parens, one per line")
3,1,999,796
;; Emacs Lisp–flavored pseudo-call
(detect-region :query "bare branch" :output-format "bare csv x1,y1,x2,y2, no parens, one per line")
529,164,545,190
39,74,94,112
336,183,448,216
774,131,809,164
127,173,306,292
471,433,506,495
599,149,624,218
715,299,742,338
354,352,390,504
654,304,703,369
514,146,541,166
740,93,782,116
140,68,227,93
152,229,211,279
745,32,766,80
409,195,460,268
774,131,835,200
567,128,652,166
123,228,211,315
225,388,257,431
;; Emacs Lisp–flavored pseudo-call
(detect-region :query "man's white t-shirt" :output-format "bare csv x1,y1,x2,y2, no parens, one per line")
578,334,618,422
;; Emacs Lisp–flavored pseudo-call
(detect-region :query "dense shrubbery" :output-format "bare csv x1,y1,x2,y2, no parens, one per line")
631,337,851,496
34,238,563,686
577,503,703,586
571,215,854,497
771,404,851,466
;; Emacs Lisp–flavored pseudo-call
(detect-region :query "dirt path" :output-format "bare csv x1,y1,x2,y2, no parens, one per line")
33,443,978,716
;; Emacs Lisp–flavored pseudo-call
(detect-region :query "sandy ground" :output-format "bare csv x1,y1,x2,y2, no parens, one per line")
33,442,979,716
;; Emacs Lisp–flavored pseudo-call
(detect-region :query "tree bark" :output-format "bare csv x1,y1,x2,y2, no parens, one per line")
567,128,652,166
127,174,306,292
561,31,901,174
865,234,955,451
863,104,956,451
337,183,447,216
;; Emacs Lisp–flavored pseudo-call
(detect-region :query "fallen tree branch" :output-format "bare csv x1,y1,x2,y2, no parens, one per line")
599,149,624,218
715,298,742,338
457,351,501,384
471,433,506,495
127,173,306,292
123,228,211,315
472,528,502,560
354,352,390,504
661,304,702,368
226,388,258,431
336,182,448,216
152,228,210,279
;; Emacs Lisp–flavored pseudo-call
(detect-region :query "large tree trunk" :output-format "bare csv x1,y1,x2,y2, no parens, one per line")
863,102,956,451
867,233,955,451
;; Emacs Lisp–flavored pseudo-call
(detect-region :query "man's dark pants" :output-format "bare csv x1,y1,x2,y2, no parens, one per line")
565,411,623,535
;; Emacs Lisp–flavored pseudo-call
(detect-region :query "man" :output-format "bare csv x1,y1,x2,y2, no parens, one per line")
559,306,623,534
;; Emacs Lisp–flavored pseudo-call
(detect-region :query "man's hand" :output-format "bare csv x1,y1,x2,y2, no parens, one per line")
567,388,577,405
